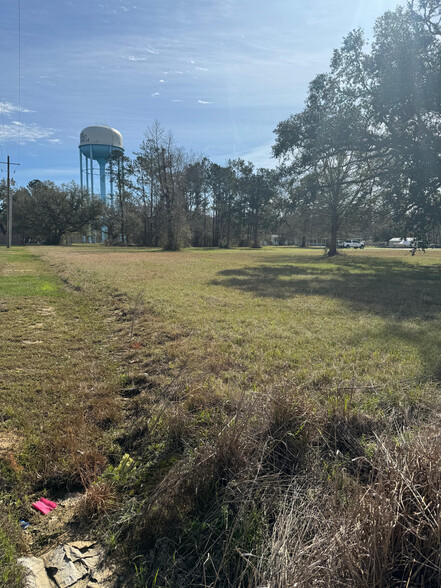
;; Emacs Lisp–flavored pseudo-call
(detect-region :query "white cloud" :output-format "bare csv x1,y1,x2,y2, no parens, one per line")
152,92,160,97
144,47,159,54
0,101,34,115
128,55,146,61
48,139,61,144
240,143,277,169
198,100,213,104
0,121,56,143
196,66,208,71
171,99,183,102
159,79,165,83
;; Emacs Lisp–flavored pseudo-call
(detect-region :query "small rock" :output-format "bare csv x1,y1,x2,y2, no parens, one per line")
45,545,88,588
18,556,53,588
64,544,86,562
82,554,101,570
69,578,90,588
44,544,66,570
51,559,88,588
89,567,114,583
41,541,113,588
59,493,83,508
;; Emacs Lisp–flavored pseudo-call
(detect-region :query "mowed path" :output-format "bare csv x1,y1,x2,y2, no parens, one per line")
0,247,122,491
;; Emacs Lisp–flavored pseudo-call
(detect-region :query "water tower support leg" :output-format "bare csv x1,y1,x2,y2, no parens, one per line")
79,151,83,190
110,174,114,208
90,145,94,197
99,160,107,244
99,160,106,203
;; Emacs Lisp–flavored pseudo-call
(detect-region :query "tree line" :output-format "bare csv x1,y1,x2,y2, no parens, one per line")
0,123,281,249
1,1,440,253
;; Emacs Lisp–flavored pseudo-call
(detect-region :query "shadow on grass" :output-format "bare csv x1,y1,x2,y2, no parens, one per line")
210,254,441,319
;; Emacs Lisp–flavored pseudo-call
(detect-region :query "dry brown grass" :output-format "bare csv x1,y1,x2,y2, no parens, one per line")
249,421,441,588
77,481,119,520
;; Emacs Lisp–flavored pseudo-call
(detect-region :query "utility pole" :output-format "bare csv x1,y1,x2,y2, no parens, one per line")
1,156,20,248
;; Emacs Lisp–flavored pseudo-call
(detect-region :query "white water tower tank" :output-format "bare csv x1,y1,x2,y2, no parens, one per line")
79,125,124,201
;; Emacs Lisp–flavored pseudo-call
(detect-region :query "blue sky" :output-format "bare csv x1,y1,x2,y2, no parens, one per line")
1,0,404,187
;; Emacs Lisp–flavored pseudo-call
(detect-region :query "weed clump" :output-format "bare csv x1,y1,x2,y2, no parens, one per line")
92,387,441,587
257,423,441,588
77,481,118,520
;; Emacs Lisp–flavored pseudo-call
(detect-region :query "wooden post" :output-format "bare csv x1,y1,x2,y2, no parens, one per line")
1,156,20,248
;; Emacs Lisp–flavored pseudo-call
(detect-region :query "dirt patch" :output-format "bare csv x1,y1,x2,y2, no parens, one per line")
38,306,55,316
22,493,84,556
0,431,22,456
19,492,122,587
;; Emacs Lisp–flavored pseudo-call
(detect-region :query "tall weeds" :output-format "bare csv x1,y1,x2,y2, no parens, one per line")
100,388,441,587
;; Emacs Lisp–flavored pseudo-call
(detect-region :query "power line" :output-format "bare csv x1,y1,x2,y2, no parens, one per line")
0,99,7,164
18,0,21,163
0,1,22,169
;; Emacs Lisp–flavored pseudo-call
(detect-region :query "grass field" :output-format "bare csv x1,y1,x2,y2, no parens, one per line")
2,245,441,586
36,245,441,402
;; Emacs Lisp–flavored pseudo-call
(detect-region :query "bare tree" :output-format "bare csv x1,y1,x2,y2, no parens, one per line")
142,122,189,250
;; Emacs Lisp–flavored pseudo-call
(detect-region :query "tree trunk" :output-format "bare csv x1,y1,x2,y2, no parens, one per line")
143,199,148,246
328,214,339,257
159,148,178,251
119,197,125,244
149,177,154,247
203,202,207,246
226,196,231,248
252,207,260,248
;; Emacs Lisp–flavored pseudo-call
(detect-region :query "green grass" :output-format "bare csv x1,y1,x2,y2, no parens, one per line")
0,249,62,297
0,507,24,587
0,275,61,297
0,247,129,586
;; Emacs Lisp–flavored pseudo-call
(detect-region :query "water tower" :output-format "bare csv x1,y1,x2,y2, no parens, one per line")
79,125,124,203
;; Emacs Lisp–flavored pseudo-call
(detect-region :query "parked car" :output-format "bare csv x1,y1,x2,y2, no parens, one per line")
389,237,414,247
340,239,365,249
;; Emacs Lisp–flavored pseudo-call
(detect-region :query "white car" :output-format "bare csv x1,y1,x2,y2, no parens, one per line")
341,239,365,249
